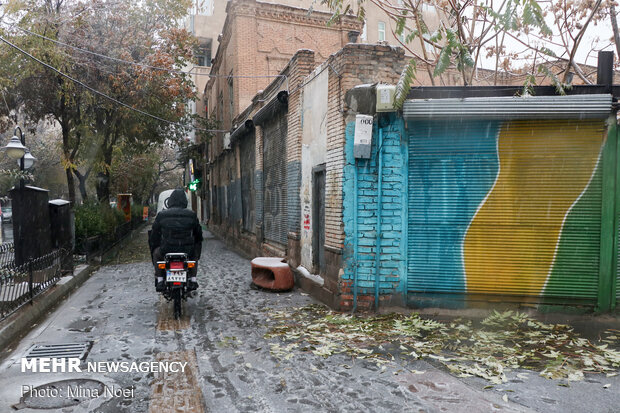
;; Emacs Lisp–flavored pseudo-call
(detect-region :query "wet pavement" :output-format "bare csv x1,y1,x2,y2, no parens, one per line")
0,226,617,412
1,221,13,244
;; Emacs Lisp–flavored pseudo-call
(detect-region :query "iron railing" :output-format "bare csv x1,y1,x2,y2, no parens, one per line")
75,219,143,262
0,242,15,269
0,248,68,321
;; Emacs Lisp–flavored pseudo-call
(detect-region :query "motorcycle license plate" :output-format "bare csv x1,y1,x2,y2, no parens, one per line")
166,271,186,282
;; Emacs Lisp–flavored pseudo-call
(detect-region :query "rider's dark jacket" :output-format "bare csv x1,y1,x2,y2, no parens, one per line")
149,189,202,259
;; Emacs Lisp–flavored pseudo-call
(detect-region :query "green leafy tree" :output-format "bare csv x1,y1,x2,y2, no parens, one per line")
0,0,198,203
324,0,614,106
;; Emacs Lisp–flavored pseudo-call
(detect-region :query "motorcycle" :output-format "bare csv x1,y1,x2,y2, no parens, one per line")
156,253,195,319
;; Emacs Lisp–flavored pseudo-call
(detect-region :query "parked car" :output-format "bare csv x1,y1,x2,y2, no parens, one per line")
2,207,12,223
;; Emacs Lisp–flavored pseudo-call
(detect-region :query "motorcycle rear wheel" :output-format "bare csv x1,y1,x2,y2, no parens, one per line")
173,288,182,319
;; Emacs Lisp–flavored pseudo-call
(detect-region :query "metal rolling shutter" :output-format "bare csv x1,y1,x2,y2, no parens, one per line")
240,132,256,233
407,119,501,295
617,218,620,305
262,115,288,246
407,119,605,300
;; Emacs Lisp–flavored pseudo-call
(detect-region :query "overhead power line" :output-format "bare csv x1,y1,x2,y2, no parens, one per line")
0,34,228,133
16,26,287,82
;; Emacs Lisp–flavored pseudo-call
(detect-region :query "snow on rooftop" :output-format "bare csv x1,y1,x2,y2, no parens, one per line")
24,185,48,192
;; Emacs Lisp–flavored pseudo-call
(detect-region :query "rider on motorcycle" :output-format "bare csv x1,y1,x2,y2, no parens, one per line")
149,188,203,292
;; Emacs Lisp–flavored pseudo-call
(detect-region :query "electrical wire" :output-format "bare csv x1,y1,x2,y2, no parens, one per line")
15,26,287,81
0,34,228,133
12,26,296,130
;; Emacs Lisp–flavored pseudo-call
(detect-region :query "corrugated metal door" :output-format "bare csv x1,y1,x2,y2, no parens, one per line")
240,132,256,233
407,119,605,300
263,115,288,246
617,219,620,305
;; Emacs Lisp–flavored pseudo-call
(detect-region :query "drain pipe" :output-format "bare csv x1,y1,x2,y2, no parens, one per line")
375,126,384,310
352,161,359,313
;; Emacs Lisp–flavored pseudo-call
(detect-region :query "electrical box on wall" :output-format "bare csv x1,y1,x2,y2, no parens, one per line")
223,132,231,150
376,84,396,112
354,114,373,159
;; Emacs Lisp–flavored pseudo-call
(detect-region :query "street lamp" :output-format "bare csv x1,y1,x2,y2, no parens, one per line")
4,127,26,160
19,149,36,170
3,126,36,188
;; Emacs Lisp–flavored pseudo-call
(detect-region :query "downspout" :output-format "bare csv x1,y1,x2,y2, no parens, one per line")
375,126,384,310
352,162,358,313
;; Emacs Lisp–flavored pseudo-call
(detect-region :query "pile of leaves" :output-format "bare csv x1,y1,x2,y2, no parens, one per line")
264,305,620,384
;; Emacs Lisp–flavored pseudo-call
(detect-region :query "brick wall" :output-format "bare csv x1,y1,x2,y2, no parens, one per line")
341,113,407,310
205,0,361,161
324,44,406,253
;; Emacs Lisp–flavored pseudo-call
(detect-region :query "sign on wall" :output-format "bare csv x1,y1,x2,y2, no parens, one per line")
354,114,373,159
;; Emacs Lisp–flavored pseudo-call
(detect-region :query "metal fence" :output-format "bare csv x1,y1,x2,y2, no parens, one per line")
0,248,67,321
75,219,142,262
0,242,15,269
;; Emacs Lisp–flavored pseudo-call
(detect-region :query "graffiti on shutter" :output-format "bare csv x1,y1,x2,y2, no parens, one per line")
240,132,256,232
407,119,605,302
262,114,288,246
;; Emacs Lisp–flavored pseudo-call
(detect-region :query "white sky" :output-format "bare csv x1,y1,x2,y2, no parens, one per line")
478,6,616,72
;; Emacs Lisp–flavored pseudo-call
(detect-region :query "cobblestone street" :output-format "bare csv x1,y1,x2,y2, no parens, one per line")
0,227,617,412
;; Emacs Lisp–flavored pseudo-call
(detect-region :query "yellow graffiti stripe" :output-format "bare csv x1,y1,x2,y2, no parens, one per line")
464,120,605,295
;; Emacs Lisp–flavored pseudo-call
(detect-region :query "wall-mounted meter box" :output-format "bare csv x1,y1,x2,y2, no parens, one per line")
354,114,373,159
376,84,396,112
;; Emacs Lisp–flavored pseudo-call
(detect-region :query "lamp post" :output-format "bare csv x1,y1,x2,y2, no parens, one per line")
4,126,36,189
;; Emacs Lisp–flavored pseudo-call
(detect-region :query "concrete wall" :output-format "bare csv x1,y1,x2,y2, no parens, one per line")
299,65,329,272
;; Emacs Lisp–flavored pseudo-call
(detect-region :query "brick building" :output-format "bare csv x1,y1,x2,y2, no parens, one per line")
195,0,620,313
204,38,409,308
204,0,361,133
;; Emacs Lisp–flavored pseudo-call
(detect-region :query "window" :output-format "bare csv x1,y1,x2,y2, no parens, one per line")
196,39,212,67
218,92,223,124
228,74,234,125
193,0,214,16
422,3,436,13
361,20,367,42
423,33,437,54
378,22,386,42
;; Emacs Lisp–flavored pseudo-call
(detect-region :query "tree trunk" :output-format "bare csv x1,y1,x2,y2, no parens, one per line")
61,122,76,205
611,5,620,61
96,171,110,203
77,177,88,202
73,168,91,202
65,168,76,205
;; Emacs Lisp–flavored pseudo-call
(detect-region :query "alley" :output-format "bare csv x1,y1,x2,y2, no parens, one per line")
0,227,617,412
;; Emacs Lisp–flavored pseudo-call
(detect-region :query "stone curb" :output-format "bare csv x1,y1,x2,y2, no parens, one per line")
0,263,98,354
0,224,147,354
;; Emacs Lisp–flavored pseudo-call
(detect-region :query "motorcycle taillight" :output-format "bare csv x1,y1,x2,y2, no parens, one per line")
170,262,184,270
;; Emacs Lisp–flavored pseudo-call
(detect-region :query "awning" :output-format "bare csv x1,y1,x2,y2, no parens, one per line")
252,91,288,126
230,119,254,145
403,94,613,120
